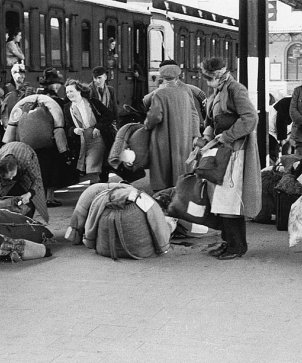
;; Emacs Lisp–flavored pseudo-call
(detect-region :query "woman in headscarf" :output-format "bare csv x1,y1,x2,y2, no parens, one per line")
198,57,261,260
64,79,115,185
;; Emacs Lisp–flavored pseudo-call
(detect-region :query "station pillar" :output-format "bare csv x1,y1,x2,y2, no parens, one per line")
239,0,269,169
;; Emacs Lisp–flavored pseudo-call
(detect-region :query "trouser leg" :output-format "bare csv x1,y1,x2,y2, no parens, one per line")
222,216,247,255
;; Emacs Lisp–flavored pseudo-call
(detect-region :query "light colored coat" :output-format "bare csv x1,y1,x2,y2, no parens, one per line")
145,81,200,191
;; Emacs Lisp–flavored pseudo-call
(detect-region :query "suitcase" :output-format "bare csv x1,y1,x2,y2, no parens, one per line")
276,191,300,231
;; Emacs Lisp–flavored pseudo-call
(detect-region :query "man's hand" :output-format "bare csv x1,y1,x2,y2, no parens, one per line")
92,128,100,138
20,192,31,205
74,127,84,135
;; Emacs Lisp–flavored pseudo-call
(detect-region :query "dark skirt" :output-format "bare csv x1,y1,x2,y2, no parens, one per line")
36,147,79,189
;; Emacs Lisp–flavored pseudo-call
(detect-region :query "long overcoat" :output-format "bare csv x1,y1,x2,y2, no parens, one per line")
145,81,200,191
205,75,262,218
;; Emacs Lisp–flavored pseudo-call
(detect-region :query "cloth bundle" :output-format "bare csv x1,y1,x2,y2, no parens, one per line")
83,186,171,260
0,234,50,263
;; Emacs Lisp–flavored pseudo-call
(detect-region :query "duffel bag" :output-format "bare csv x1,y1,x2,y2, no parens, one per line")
0,209,54,244
167,173,221,230
84,186,171,259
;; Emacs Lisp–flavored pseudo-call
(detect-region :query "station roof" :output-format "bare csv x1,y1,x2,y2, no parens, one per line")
280,0,302,10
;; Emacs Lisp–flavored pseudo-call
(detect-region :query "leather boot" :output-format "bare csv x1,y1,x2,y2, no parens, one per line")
208,224,227,257
217,217,247,260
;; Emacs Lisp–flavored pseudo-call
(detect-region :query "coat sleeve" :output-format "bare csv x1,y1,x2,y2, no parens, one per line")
144,93,163,130
90,99,114,129
289,88,302,126
63,105,76,137
221,83,258,144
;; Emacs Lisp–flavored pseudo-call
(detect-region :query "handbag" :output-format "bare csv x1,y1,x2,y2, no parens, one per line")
194,139,233,185
167,173,221,230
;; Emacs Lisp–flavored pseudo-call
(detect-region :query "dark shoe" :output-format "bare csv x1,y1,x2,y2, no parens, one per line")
47,200,62,208
217,251,243,260
44,247,52,257
208,242,227,257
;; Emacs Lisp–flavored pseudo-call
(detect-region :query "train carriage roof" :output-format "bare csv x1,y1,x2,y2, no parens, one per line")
74,0,151,15
151,0,238,31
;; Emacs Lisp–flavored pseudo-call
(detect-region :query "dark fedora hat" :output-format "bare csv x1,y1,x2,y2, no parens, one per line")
39,67,64,86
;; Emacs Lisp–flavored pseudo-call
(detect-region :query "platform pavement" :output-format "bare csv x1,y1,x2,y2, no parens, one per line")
1,173,302,363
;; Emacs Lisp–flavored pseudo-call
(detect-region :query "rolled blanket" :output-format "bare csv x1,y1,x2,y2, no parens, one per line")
3,94,67,153
65,183,128,245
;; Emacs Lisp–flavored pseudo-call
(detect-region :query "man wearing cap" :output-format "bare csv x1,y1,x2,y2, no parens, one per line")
89,66,118,124
144,61,200,192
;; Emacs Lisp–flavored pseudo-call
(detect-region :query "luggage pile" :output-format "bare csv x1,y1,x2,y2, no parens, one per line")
254,155,302,232
66,183,172,260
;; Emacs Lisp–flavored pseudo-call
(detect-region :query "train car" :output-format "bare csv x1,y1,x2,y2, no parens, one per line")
0,0,239,110
146,0,239,94
0,0,151,108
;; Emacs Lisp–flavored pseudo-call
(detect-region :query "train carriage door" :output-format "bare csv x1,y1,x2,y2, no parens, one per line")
105,20,119,93
133,22,148,103
2,2,23,80
148,26,165,93
177,28,189,83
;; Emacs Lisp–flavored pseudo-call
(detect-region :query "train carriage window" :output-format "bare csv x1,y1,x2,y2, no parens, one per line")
82,21,91,68
98,23,104,67
224,36,232,70
210,34,219,57
287,43,302,80
106,25,118,69
5,10,21,65
149,28,164,68
50,17,62,67
118,25,122,69
40,15,46,67
128,26,133,70
196,33,205,68
179,35,185,68
65,18,71,68
24,12,30,65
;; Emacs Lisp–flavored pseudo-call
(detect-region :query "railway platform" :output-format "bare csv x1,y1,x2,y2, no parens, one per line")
1,172,302,363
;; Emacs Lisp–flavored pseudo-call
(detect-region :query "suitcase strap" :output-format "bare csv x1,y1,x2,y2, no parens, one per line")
114,209,142,260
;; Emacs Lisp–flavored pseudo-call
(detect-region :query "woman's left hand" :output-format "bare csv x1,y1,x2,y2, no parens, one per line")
92,128,100,138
